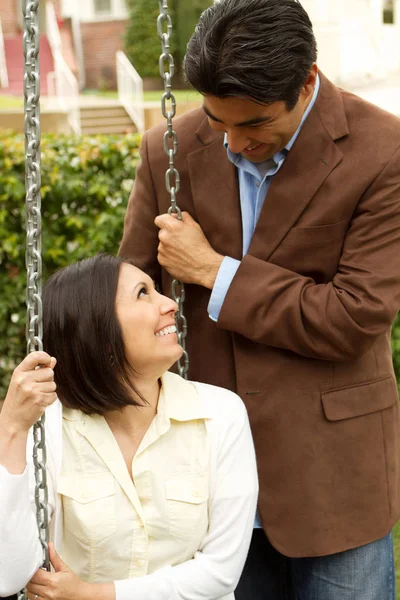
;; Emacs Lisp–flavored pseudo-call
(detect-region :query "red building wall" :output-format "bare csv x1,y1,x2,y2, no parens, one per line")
0,0,62,36
0,0,20,35
81,20,127,89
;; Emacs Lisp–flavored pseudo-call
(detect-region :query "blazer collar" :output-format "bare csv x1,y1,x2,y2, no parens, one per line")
195,110,223,146
188,71,349,261
193,71,349,146
315,72,349,140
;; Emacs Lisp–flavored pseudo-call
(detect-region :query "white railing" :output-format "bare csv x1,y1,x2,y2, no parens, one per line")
71,14,85,90
46,1,81,134
116,51,145,133
0,17,9,89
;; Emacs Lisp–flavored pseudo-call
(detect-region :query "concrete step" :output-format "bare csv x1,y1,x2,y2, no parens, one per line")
80,108,130,120
81,116,133,128
79,103,137,134
81,123,138,135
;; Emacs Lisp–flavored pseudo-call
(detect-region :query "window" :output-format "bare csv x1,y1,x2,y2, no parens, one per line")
383,0,395,24
94,0,112,14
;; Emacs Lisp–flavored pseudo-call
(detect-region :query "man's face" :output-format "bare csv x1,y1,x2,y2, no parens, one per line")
203,67,318,163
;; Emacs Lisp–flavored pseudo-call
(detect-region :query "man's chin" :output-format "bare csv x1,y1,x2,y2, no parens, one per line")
240,151,275,163
240,144,276,163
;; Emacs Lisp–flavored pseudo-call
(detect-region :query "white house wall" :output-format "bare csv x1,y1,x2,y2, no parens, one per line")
302,0,400,84
60,0,400,83
61,0,128,21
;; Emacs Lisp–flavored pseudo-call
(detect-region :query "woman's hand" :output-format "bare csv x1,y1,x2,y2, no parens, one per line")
0,351,57,434
26,543,115,600
26,544,88,600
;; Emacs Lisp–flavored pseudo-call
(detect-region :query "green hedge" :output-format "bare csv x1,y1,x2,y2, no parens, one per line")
0,131,141,398
392,314,400,388
124,0,213,80
0,131,399,398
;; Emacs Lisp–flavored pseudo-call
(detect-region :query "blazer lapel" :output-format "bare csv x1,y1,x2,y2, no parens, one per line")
188,121,243,260
249,73,349,261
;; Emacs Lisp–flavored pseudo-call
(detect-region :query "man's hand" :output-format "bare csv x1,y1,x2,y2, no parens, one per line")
26,543,115,600
155,211,224,289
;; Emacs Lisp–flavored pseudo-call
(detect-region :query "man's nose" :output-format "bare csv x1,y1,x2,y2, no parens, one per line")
226,128,251,154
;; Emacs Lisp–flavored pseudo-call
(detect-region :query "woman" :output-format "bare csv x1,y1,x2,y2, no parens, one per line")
0,254,258,600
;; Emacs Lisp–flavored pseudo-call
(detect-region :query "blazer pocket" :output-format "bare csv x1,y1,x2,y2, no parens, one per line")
282,220,348,246
321,376,398,421
166,474,209,541
58,473,116,543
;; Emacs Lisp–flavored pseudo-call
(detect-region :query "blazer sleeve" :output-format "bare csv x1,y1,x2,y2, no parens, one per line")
118,132,162,287
218,145,400,362
114,388,258,600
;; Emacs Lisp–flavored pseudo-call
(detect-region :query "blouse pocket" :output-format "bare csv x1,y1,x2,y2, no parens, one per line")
166,474,209,541
58,473,116,543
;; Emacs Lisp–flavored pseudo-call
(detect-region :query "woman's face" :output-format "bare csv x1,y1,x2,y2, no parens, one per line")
115,263,183,378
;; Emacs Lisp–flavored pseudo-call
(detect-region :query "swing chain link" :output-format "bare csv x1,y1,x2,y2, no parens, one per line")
157,0,189,379
23,0,50,572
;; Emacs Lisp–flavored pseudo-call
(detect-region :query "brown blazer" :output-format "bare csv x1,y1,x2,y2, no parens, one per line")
119,73,400,557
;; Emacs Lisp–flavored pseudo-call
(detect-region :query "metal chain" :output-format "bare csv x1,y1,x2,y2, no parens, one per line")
157,1,189,379
23,0,50,571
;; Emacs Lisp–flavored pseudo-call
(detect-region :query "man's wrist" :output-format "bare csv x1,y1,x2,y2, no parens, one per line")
201,253,224,289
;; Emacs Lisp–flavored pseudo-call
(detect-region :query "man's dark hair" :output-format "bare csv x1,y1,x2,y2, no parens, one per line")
184,0,317,110
43,254,145,415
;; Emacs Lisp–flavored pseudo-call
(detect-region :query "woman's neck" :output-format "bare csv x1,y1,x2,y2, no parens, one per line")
105,377,161,435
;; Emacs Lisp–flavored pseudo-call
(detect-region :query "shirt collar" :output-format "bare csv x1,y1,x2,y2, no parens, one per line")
63,371,212,429
224,73,320,160
157,371,212,423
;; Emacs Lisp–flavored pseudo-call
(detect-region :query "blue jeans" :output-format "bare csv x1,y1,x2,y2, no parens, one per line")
235,528,396,600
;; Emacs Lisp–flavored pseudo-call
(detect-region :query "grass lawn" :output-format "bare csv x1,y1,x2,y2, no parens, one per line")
394,521,400,598
142,89,202,103
82,89,202,103
0,95,23,109
0,90,202,109
81,89,118,99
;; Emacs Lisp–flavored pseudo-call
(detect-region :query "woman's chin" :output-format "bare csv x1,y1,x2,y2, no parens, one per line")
164,346,185,371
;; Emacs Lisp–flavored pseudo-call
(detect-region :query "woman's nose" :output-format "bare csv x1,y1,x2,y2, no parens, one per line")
159,292,178,315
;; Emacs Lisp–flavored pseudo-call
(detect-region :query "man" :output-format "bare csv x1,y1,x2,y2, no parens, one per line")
119,0,400,597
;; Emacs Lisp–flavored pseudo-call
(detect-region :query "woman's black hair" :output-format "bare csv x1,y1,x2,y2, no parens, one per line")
43,254,145,415
184,0,317,110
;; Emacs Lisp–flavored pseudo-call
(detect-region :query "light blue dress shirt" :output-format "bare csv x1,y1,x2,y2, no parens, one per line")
208,75,320,323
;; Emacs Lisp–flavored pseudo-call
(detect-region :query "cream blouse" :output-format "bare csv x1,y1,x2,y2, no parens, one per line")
0,372,258,600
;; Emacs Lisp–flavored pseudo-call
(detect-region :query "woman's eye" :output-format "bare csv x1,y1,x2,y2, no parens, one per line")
137,286,148,299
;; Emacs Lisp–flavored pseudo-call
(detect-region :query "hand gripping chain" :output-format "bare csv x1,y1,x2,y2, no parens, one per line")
23,0,50,572
157,1,189,379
